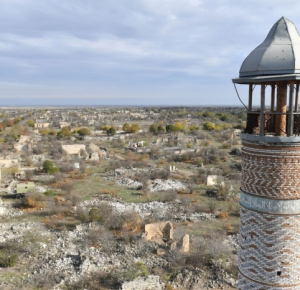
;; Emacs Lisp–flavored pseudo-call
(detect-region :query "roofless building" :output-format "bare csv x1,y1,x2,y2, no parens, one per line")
233,17,300,289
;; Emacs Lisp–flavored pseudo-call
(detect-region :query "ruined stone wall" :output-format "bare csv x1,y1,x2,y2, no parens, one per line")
143,221,173,242
238,139,300,289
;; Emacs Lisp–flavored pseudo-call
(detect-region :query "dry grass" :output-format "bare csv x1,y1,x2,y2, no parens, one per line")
218,211,229,219
123,212,144,233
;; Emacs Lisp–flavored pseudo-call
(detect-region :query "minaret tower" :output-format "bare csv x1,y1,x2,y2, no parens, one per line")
233,17,300,289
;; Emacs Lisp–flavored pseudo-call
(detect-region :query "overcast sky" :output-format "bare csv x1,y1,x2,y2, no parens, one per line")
1,0,300,106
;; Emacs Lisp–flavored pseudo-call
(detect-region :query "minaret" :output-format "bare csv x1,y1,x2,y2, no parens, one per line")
233,17,300,289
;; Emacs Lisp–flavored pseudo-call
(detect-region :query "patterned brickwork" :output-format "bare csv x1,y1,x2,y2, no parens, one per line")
239,206,300,287
238,272,300,289
241,141,300,199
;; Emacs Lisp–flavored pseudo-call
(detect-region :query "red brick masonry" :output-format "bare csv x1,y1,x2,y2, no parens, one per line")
242,141,300,199
238,206,300,289
239,139,300,289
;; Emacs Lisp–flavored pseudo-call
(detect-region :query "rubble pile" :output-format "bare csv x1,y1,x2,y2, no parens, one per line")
149,179,186,192
0,217,237,290
108,167,187,192
0,198,23,219
121,275,164,290
80,199,215,222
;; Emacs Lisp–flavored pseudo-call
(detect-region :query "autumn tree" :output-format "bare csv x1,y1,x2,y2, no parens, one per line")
123,123,140,133
157,125,166,133
129,123,140,133
6,119,14,127
174,122,184,132
149,124,158,134
57,126,71,138
216,112,231,122
24,118,32,127
203,111,214,117
77,127,91,136
203,121,215,131
123,123,130,132
40,128,50,136
106,126,116,136
15,116,22,123
11,123,29,136
0,122,6,131
166,124,175,132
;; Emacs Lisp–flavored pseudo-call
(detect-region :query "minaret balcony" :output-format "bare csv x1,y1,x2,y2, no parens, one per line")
245,111,300,136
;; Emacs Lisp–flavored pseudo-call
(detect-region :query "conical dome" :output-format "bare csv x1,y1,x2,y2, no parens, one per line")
240,17,300,77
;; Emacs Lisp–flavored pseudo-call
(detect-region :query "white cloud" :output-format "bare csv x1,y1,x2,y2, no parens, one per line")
141,0,204,17
1,0,300,104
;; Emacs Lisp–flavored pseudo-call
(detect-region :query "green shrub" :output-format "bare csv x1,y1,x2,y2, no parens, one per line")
43,160,59,174
203,121,215,131
76,207,89,223
77,127,91,136
203,111,214,117
0,249,18,267
64,270,121,289
149,123,158,134
123,123,140,133
43,189,56,196
217,184,230,200
122,261,149,281
89,208,101,222
107,126,117,136
57,126,71,138
165,284,175,290
27,119,35,127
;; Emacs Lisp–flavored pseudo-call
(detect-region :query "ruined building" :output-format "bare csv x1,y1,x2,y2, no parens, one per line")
233,17,300,289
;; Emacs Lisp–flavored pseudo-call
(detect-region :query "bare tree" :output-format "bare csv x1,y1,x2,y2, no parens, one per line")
25,170,33,181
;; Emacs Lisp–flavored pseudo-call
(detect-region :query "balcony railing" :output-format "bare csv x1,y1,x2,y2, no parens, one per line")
245,112,300,136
